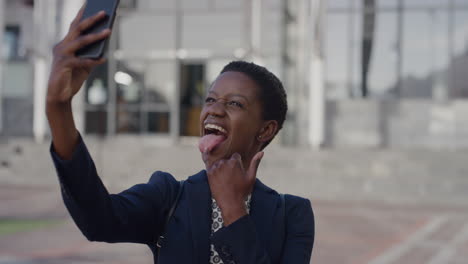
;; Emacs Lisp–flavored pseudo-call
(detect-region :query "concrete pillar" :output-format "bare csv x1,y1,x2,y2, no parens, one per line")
0,0,4,134
250,0,262,64
308,0,326,148
33,0,54,143
280,0,304,146
62,0,85,133
33,0,85,142
296,0,308,146
245,0,263,64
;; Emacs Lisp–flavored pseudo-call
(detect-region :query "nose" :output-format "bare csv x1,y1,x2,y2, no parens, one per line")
205,99,227,117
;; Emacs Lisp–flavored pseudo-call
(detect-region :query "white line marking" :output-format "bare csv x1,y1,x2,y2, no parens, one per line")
426,222,468,264
366,216,447,264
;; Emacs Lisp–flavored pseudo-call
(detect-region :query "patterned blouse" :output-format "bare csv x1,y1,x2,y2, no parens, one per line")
210,195,252,264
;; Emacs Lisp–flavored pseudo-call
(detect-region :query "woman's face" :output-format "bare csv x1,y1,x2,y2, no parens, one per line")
199,71,264,167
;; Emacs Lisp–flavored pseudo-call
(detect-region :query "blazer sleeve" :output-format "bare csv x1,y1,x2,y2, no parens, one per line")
280,197,315,263
50,134,179,244
210,196,315,264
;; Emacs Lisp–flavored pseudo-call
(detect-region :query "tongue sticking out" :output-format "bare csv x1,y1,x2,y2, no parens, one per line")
199,134,226,153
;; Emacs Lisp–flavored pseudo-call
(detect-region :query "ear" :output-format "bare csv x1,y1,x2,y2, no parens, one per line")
257,120,278,144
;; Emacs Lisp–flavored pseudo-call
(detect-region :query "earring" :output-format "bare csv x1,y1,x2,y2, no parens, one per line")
258,135,262,140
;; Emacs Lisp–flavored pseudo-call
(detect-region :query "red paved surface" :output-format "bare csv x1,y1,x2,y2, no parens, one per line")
1,185,468,264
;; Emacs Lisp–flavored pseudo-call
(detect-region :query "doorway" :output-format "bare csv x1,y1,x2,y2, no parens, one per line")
180,63,205,136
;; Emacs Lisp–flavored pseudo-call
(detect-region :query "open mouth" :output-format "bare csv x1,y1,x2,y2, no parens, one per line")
199,123,228,154
204,124,227,136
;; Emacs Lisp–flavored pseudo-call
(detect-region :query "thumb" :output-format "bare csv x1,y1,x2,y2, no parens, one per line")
230,152,244,170
247,151,264,180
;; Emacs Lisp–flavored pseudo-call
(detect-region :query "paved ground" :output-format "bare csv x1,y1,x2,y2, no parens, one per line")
1,184,468,264
2,137,468,263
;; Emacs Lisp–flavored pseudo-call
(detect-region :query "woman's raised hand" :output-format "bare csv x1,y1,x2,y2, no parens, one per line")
47,5,111,105
46,5,111,160
207,151,264,226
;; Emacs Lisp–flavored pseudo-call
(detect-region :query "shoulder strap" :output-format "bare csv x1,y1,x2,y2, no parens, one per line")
279,193,287,258
280,193,285,221
280,194,286,234
156,180,185,249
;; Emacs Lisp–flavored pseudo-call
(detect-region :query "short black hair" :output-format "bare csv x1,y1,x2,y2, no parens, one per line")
220,61,288,149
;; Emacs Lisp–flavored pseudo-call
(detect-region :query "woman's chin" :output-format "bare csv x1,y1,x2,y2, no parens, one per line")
201,144,232,168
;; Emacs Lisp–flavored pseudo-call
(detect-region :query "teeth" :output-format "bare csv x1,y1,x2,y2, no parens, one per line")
205,124,227,134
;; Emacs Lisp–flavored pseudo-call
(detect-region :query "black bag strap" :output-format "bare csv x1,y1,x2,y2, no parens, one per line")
156,180,185,252
279,193,287,258
280,194,286,233
280,194,285,224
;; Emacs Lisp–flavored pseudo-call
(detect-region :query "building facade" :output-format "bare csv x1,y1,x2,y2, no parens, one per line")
1,0,468,148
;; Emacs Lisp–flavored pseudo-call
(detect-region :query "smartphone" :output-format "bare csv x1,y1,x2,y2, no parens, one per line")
76,0,120,59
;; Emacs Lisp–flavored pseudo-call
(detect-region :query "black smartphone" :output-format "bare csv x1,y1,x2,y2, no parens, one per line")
76,0,120,59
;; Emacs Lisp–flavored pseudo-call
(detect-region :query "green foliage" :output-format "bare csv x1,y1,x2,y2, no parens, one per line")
0,219,63,236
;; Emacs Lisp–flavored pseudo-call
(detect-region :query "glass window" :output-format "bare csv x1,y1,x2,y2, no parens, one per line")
85,110,108,134
2,62,32,97
85,63,109,134
328,0,399,10
117,109,141,133
119,14,176,52
453,10,468,97
214,0,242,9
367,12,398,97
148,112,170,133
120,0,137,9
325,13,349,99
138,0,175,10
182,13,243,52
86,63,109,106
454,0,468,7
404,0,447,8
328,0,353,10
262,8,282,55
265,0,282,9
2,26,20,60
182,0,210,10
115,59,173,134
376,0,399,9
144,61,176,105
180,63,205,136
326,1,362,99
401,10,449,98
206,59,231,83
116,61,144,105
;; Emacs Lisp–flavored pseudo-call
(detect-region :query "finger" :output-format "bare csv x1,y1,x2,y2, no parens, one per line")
69,3,86,30
230,152,244,171
207,158,222,172
65,29,111,53
68,57,106,69
69,11,107,40
247,151,264,180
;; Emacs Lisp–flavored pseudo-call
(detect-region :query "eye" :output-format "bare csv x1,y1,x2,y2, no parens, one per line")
205,97,215,104
228,100,243,108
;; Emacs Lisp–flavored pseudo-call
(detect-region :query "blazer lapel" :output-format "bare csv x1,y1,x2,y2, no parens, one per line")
250,179,279,252
187,170,212,264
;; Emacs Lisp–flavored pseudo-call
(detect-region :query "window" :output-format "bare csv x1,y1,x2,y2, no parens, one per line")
180,63,205,136
2,25,20,60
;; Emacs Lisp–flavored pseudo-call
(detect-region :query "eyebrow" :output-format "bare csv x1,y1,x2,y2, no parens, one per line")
207,91,250,103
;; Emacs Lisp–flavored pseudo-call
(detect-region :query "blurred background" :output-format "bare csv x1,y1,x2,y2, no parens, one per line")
1,0,468,263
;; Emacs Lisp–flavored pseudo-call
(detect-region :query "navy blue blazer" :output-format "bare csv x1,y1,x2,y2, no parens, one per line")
50,136,315,263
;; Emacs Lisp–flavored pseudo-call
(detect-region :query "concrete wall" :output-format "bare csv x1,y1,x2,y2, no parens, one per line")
325,99,468,149
2,134,468,205
2,59,34,137
2,2,34,137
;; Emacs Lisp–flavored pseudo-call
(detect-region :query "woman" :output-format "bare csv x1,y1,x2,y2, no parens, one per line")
47,6,314,264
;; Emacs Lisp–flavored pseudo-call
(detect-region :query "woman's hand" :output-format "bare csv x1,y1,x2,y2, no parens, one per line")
207,152,264,226
46,5,111,160
47,5,110,105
